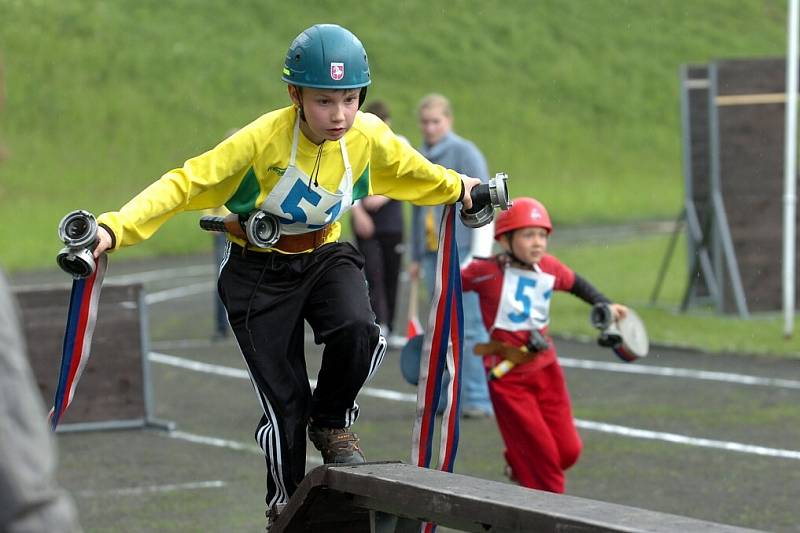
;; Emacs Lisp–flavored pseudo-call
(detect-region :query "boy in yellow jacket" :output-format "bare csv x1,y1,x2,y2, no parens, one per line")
88,24,481,518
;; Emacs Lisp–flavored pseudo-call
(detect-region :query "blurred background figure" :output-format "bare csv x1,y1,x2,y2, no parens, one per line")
351,100,406,346
0,271,82,533
409,93,493,419
208,204,230,342
207,128,239,342
0,59,82,533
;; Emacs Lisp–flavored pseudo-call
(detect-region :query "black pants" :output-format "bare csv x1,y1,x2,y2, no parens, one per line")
218,242,386,507
355,232,403,330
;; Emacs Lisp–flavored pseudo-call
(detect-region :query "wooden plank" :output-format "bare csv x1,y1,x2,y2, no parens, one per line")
716,93,790,106
272,463,762,533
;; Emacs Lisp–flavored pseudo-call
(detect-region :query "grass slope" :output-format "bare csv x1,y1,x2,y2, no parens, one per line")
0,0,788,270
1,1,796,353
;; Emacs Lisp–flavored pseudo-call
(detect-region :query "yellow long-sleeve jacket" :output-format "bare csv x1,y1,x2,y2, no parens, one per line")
97,106,463,252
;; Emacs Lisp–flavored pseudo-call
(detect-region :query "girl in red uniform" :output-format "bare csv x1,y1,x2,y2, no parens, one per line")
461,197,627,493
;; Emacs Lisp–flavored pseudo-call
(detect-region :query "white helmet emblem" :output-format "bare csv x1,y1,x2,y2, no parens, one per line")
330,62,344,81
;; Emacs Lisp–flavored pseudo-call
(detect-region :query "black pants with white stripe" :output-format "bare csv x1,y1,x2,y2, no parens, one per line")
218,242,386,507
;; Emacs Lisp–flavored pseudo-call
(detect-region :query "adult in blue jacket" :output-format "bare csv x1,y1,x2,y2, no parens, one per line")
409,93,493,418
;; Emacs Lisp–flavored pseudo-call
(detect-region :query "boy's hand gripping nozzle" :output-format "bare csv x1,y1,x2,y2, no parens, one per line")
460,172,512,228
56,210,99,279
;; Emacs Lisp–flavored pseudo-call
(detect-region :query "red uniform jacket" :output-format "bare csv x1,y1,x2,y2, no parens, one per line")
461,254,576,373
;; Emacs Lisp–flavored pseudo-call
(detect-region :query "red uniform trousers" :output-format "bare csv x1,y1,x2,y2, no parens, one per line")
487,357,582,493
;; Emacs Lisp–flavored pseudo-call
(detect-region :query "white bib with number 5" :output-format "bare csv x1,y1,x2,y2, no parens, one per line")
259,114,354,235
492,266,555,332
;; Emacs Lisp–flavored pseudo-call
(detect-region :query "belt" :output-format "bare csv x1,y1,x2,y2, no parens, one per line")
222,213,331,253
271,227,332,253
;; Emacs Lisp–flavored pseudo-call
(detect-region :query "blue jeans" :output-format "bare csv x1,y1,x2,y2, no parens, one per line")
421,251,493,415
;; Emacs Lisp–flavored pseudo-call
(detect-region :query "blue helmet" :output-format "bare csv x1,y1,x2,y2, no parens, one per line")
282,24,371,90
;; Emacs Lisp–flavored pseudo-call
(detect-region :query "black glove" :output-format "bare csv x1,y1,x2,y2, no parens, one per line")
590,303,622,349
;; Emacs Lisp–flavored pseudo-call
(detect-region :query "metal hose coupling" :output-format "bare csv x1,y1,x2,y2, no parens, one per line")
56,210,99,279
199,209,281,249
459,172,512,228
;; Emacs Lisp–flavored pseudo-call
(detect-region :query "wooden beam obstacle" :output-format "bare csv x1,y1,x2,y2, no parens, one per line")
271,462,760,533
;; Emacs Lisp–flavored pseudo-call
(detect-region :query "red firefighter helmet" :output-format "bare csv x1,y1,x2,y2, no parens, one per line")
494,197,552,239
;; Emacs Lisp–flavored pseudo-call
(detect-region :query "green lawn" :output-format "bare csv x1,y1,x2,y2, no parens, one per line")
0,0,790,270
548,232,799,358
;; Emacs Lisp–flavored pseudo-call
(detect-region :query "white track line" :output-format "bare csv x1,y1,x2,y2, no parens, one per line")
151,352,248,379
138,277,800,390
149,352,800,462
559,357,800,390
107,264,213,285
150,349,800,398
167,430,262,453
76,480,226,498
142,281,800,393
149,352,417,402
574,420,800,460
166,429,324,466
151,338,216,350
145,281,215,304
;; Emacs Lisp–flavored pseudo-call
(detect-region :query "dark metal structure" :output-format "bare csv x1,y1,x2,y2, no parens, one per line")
679,64,720,308
711,58,800,314
656,58,800,316
14,282,172,432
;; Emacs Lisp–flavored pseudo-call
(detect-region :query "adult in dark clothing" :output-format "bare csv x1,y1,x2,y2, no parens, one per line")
351,100,405,339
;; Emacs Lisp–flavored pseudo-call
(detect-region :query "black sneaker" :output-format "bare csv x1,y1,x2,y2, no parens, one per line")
307,424,366,464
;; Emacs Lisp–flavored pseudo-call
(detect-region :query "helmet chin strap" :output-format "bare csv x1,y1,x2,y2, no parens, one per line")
294,86,307,121
358,86,368,108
